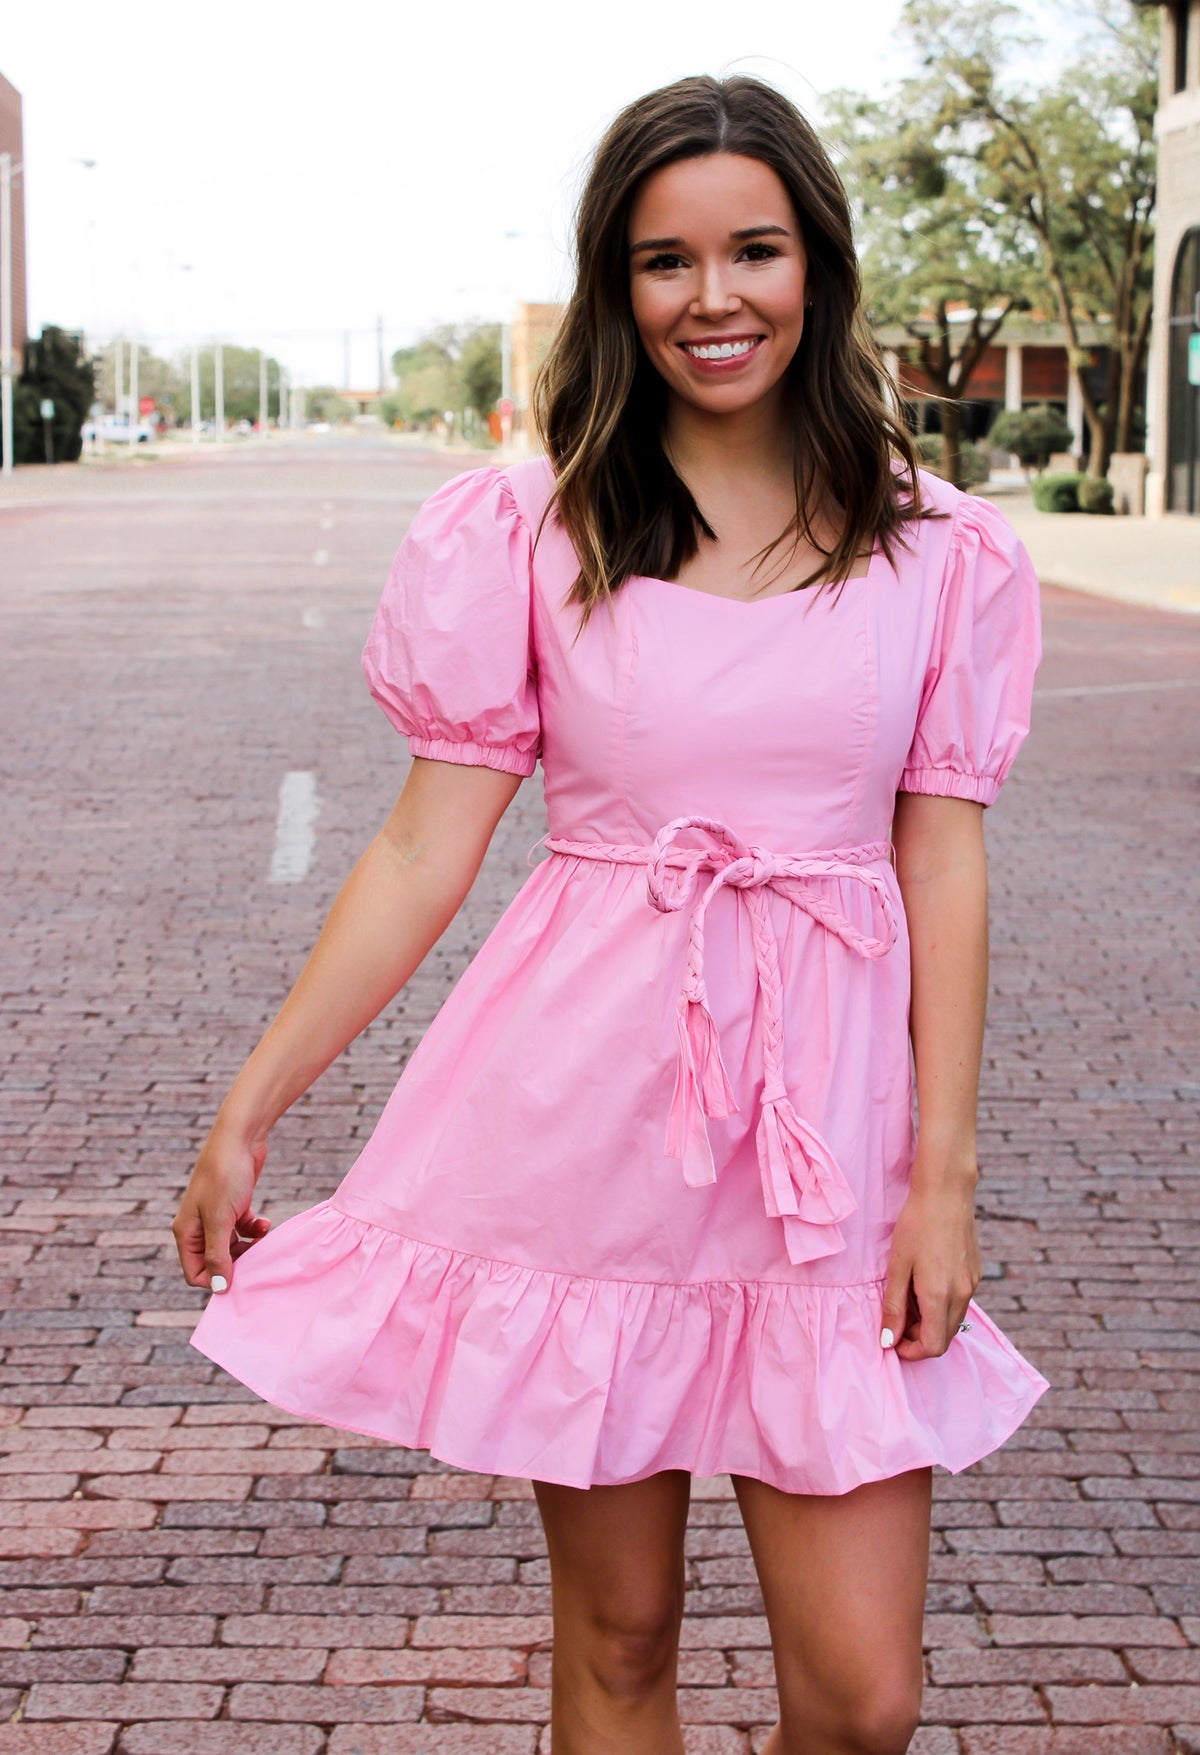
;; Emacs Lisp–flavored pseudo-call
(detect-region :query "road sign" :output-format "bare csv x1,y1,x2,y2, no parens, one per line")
139,396,155,416
39,399,55,420
498,397,515,417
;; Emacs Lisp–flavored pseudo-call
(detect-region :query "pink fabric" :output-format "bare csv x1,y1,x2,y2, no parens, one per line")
192,457,1049,1494
545,817,896,1267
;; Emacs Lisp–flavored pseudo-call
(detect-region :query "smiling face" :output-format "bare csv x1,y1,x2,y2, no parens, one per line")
627,152,809,422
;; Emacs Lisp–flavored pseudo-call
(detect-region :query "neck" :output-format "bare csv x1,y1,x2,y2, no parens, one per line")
663,386,793,488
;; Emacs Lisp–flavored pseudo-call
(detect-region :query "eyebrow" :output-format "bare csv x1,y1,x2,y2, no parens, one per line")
628,223,792,254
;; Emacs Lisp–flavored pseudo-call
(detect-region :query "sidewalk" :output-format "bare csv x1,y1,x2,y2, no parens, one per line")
981,485,1200,616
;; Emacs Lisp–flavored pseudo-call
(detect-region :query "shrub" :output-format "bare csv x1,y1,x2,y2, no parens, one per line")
1031,471,1083,513
6,325,94,466
988,404,1074,471
1077,475,1115,515
913,433,990,488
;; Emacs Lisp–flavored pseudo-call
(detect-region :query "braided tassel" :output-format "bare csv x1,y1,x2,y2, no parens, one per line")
665,997,737,1187
755,1095,857,1261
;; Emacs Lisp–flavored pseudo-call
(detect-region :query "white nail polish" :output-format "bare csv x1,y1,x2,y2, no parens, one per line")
210,1274,228,1293
880,1327,895,1349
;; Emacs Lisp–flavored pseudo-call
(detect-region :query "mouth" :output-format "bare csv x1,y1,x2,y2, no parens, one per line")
677,334,766,370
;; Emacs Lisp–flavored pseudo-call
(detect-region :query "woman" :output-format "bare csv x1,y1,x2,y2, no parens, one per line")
179,74,1048,1755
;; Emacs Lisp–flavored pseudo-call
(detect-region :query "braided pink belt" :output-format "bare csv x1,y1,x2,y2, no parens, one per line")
542,815,898,1267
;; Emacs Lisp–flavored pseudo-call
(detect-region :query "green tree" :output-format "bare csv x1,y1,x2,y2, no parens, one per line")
989,403,1074,471
826,11,1037,489
94,341,284,427
306,386,354,424
390,332,458,426
895,0,1157,474
95,342,188,425
9,327,95,465
389,322,503,427
459,324,502,416
210,345,284,426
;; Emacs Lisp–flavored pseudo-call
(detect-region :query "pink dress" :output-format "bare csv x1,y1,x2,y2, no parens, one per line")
191,455,1050,1494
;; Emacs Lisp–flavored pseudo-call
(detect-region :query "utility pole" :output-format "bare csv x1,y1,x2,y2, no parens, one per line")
215,339,225,442
258,349,267,433
129,338,139,442
114,336,123,421
191,341,201,442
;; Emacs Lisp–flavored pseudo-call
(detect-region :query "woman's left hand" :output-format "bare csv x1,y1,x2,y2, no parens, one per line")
880,1170,982,1361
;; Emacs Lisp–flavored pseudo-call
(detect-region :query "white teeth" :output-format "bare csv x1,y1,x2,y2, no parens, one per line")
685,338,757,360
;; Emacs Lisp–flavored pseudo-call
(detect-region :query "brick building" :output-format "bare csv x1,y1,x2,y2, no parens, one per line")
509,302,564,446
507,296,1121,464
874,314,1118,454
1138,2,1200,515
0,69,27,368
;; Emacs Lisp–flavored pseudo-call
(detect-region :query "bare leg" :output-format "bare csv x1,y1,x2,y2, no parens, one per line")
533,1469,692,1755
734,1466,931,1755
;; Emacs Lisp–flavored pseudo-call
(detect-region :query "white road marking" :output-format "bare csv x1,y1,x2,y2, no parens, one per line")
301,607,325,629
319,517,334,531
312,548,330,566
269,771,319,884
1039,677,1200,700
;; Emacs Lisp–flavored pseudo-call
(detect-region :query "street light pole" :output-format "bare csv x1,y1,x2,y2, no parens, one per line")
258,349,267,434
214,338,224,441
1,152,96,473
1,150,13,477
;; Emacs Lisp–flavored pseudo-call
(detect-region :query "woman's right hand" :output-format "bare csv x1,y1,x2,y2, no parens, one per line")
172,1120,272,1293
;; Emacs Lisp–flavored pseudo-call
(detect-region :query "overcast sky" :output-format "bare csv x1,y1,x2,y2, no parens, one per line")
5,0,1082,388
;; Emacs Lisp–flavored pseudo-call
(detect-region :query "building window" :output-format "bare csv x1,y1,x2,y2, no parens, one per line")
1166,229,1200,514
1173,0,1190,93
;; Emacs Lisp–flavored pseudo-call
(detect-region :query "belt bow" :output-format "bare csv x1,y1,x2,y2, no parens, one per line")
543,815,897,1266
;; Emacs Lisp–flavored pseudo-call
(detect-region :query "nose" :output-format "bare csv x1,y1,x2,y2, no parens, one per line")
689,258,741,320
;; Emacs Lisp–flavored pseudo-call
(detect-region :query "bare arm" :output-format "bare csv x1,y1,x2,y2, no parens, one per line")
880,791,987,1361
172,757,524,1291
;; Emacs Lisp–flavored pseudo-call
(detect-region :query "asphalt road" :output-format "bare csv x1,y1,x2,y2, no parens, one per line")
1,434,1198,1754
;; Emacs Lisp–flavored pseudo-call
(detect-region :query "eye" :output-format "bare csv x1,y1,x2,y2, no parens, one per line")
739,242,781,262
642,252,686,272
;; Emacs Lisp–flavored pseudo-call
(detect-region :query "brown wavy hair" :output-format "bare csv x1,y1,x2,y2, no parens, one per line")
532,73,930,622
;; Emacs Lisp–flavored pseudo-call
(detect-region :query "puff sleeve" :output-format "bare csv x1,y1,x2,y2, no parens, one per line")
899,493,1042,806
361,467,540,777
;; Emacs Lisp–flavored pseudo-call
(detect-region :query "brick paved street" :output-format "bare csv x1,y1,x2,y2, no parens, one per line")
1,437,1198,1753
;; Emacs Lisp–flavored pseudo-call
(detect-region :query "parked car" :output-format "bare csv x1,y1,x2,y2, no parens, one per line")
82,415,155,445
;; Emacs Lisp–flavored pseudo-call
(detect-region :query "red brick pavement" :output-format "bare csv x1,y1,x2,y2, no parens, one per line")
1,439,1197,1752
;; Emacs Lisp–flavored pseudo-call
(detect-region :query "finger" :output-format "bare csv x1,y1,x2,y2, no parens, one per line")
897,1286,951,1361
202,1208,237,1293
231,1217,271,1259
880,1256,913,1353
172,1209,210,1286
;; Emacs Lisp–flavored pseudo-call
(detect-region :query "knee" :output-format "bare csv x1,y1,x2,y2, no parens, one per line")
782,1671,922,1755
576,1592,683,1700
838,1675,923,1755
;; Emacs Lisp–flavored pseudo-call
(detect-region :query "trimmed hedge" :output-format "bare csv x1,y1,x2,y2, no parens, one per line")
1031,471,1117,514
1032,471,1083,513
1077,475,1115,515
